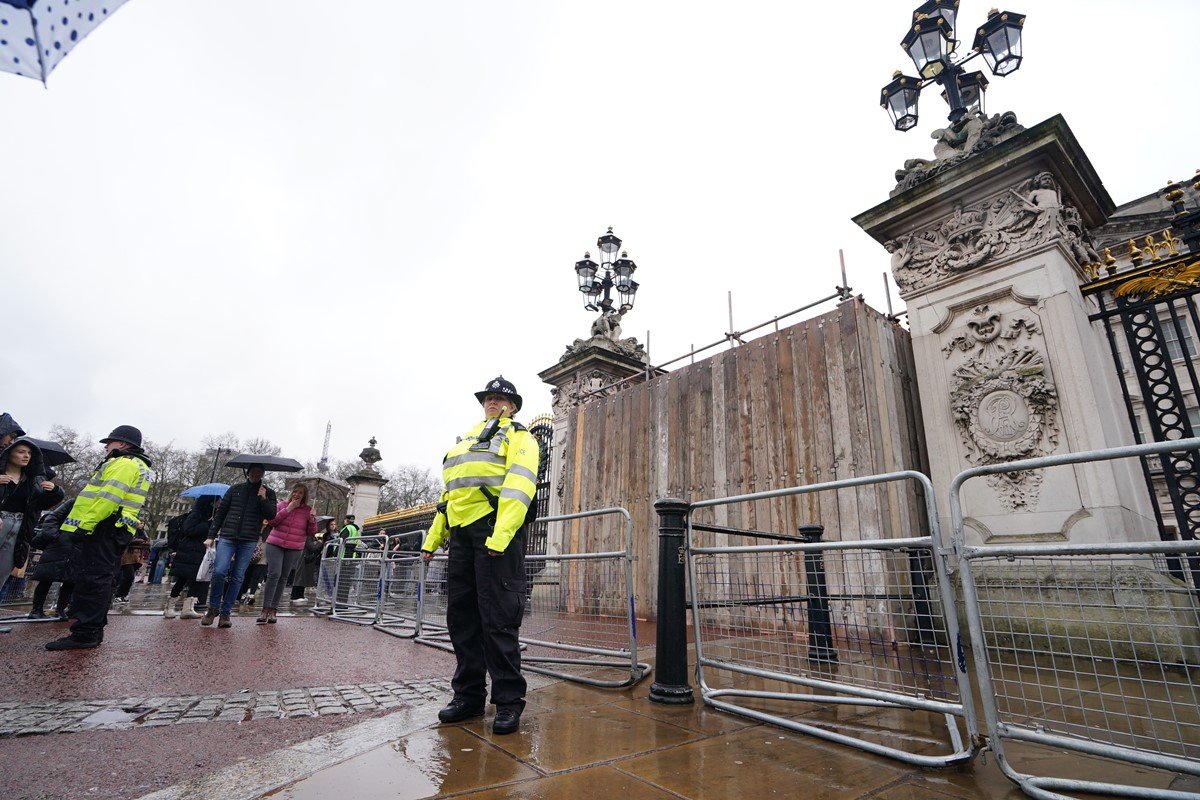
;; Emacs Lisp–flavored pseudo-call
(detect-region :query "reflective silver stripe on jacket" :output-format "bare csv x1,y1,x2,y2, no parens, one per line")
499,488,533,507
95,477,141,495
79,489,127,505
446,475,505,491
508,464,537,483
443,452,506,469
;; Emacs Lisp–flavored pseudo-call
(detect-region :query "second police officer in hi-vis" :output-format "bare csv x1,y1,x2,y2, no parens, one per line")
421,377,540,735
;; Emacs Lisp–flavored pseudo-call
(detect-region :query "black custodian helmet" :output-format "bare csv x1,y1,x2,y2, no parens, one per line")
474,376,522,413
100,425,143,448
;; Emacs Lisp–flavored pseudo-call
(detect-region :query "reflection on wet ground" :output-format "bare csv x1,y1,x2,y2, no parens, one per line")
273,660,1200,800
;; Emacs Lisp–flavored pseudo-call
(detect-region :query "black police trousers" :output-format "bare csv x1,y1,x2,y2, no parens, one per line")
446,518,527,712
70,519,132,641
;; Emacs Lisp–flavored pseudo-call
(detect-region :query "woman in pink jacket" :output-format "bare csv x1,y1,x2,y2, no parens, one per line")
259,483,317,624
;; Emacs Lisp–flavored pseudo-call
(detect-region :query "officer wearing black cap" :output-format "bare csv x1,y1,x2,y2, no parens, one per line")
47,425,153,651
422,376,540,735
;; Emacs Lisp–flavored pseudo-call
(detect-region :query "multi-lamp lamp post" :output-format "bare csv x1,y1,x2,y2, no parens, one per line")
573,227,639,314
880,1,1026,132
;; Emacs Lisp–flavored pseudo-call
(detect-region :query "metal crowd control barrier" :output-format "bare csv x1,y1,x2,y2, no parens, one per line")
374,532,426,638
311,541,339,616
327,535,388,625
414,507,651,688
685,471,979,768
952,437,1200,800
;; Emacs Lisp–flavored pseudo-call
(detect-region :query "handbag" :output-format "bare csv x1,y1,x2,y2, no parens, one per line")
196,545,217,582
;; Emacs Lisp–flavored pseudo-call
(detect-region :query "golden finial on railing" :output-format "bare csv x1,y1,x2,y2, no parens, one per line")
1128,239,1144,267
1166,181,1187,216
1103,247,1117,275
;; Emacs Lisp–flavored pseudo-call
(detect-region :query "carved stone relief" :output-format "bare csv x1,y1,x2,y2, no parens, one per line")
892,110,1025,196
549,366,629,416
944,302,1059,510
885,172,1104,295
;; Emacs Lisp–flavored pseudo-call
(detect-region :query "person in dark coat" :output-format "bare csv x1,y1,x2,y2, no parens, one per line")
28,498,76,619
1,438,64,599
0,412,25,450
165,495,216,619
201,465,277,628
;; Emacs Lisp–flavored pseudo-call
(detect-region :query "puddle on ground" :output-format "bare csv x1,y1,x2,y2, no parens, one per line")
80,707,150,725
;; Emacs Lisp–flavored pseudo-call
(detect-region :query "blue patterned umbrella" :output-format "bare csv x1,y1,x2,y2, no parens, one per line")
0,0,129,84
180,482,229,499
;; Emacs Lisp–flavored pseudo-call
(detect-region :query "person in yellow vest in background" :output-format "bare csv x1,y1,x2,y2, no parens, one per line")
47,425,153,651
422,376,540,735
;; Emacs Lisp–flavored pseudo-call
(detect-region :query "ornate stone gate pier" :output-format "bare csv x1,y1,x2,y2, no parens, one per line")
854,113,1158,546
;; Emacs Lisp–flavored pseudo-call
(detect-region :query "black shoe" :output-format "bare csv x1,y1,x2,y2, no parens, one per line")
45,635,101,651
492,708,521,735
437,699,484,724
27,609,46,619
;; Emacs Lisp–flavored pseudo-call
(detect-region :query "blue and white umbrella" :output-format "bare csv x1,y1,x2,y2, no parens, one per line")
0,0,129,84
180,482,229,499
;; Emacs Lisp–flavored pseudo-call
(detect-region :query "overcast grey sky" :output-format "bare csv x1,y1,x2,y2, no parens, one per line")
2,1,1195,475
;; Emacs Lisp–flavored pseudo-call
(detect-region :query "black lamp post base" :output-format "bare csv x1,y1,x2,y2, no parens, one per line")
649,682,695,704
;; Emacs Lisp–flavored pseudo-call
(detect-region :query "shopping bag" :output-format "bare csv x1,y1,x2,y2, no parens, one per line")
196,546,217,582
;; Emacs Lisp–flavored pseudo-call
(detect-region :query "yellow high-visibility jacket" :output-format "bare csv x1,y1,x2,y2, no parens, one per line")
421,417,540,554
60,451,154,535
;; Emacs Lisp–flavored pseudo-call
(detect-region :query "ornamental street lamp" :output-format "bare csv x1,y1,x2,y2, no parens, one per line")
574,227,639,313
880,2,1025,132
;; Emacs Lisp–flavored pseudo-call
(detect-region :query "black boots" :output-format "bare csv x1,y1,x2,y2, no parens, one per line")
493,708,521,735
437,699,484,723
45,635,100,651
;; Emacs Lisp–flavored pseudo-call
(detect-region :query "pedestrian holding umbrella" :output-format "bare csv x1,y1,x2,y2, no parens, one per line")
0,0,131,84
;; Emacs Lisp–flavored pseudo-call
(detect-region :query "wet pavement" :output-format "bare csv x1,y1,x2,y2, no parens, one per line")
3,584,1198,800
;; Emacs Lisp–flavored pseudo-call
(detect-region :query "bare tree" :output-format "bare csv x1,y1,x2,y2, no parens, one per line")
139,440,200,532
378,464,441,513
45,425,103,499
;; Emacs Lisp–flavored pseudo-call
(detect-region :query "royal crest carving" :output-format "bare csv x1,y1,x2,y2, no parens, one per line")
885,172,1104,295
946,304,1059,510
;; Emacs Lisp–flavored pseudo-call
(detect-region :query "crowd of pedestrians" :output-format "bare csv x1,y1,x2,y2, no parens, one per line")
0,412,351,648
5,374,538,731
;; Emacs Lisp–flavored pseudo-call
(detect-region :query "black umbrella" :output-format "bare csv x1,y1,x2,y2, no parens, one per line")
20,437,76,467
225,453,304,473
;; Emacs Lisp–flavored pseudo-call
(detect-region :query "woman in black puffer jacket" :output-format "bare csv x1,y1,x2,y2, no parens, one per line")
165,495,217,619
28,498,76,619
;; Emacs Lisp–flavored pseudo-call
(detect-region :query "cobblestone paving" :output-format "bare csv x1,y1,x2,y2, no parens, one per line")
0,679,451,738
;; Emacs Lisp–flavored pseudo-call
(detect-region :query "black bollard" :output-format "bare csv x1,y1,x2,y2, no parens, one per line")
799,524,838,664
649,498,695,704
907,548,939,648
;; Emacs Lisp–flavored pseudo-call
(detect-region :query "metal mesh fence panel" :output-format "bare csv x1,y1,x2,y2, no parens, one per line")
690,544,960,704
952,437,1200,800
374,535,423,637
686,470,977,768
329,536,386,625
964,550,1200,765
414,509,649,688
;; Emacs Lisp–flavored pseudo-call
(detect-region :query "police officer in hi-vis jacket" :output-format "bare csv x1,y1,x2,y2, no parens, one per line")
46,425,153,651
422,376,540,735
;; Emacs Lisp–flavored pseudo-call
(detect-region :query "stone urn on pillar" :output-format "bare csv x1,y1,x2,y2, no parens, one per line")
346,437,388,524
854,113,1157,546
